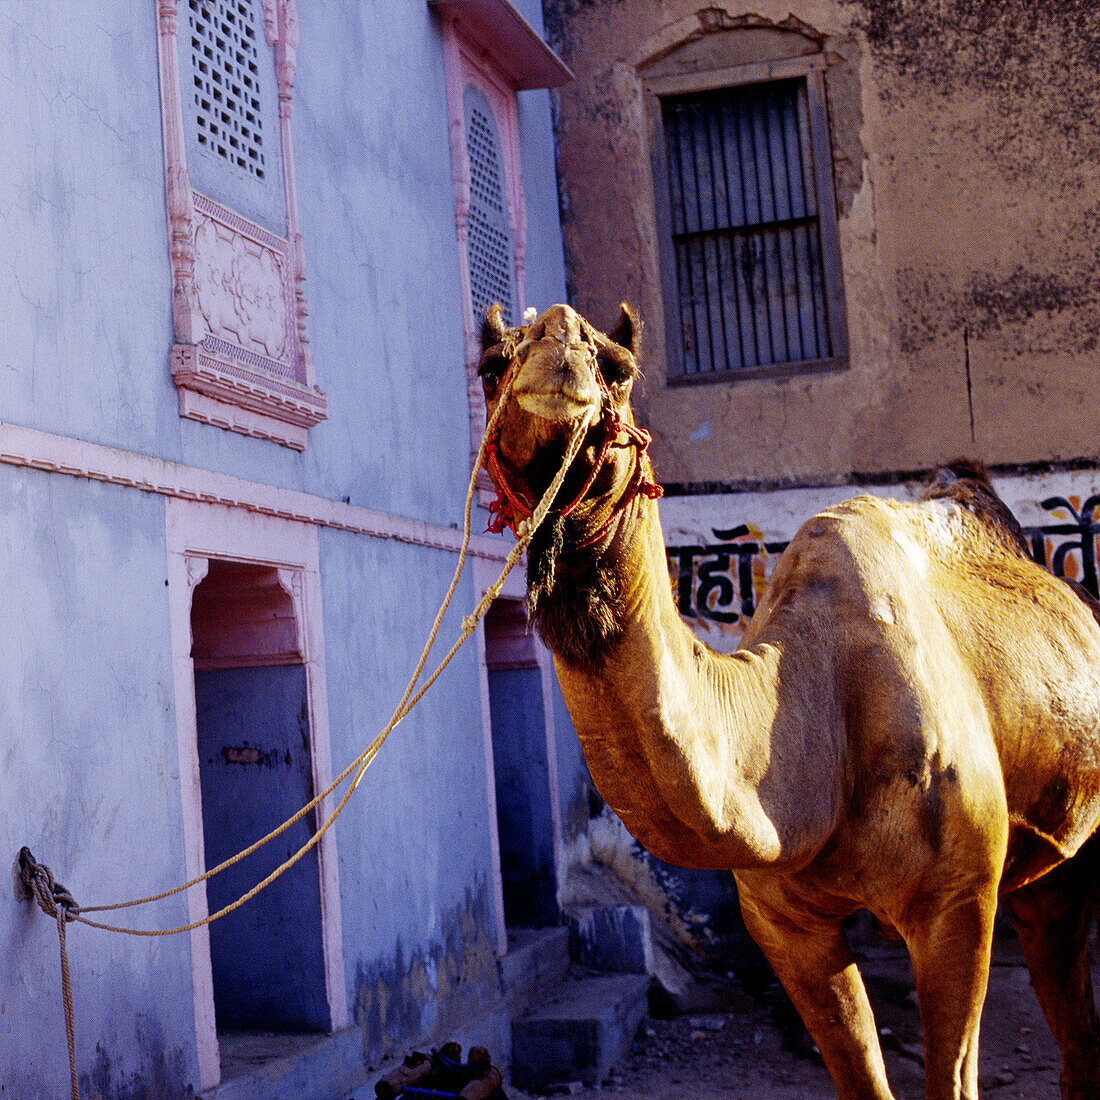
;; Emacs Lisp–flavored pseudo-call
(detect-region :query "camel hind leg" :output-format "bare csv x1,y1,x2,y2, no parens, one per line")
1001,834,1100,1100
738,881,895,1100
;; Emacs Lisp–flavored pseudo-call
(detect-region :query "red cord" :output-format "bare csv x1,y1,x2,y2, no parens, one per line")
481,357,662,542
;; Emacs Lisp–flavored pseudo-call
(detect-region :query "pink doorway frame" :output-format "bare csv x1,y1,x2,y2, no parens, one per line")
165,499,347,1090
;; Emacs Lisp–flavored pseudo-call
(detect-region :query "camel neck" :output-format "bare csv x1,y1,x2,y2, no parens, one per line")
543,495,817,870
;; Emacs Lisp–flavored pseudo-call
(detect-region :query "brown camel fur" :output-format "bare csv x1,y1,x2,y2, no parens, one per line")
478,303,1100,1100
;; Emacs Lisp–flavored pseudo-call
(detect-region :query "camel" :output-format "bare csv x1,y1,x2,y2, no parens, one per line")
476,302,1100,1100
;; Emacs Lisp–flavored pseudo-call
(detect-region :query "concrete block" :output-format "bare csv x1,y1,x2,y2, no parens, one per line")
511,973,649,1090
568,905,653,974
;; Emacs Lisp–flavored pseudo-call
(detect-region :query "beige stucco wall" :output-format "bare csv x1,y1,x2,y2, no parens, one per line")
545,0,1100,488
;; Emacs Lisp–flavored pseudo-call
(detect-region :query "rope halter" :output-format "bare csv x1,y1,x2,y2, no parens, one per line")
480,323,662,545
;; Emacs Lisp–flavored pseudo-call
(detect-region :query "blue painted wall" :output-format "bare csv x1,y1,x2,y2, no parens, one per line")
0,466,197,1097
0,1,574,1093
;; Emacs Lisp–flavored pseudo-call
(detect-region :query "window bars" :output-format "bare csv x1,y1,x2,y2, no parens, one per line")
662,79,834,377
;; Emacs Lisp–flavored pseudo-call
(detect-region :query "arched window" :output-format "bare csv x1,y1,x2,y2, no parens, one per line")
464,86,518,326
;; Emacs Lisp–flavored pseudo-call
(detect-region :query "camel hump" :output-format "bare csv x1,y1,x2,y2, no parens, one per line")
919,459,1030,558
919,460,1100,624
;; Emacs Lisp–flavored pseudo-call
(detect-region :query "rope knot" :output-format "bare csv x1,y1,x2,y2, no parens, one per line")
17,847,80,922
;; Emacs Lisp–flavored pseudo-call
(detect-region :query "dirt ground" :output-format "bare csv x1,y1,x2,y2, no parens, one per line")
513,944,1071,1099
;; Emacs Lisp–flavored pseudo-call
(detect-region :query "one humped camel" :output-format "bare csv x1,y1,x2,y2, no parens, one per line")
477,303,1100,1100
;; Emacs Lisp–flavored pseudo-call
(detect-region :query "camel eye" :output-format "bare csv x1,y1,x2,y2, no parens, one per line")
596,345,636,387
477,348,509,388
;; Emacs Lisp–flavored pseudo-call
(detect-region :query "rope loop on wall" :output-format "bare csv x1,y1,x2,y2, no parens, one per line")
17,847,80,1100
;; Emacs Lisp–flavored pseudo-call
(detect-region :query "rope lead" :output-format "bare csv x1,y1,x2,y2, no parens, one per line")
15,329,592,1099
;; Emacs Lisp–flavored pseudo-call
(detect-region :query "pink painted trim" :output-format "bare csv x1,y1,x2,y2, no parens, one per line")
172,342,328,451
166,549,219,1090
156,0,325,445
440,12,530,488
456,35,529,318
156,0,203,345
0,421,508,560
177,388,310,450
274,0,316,389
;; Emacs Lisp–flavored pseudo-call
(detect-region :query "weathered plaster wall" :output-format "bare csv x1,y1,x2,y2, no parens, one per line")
545,0,1100,486
317,528,504,1065
0,467,197,1099
848,0,1100,473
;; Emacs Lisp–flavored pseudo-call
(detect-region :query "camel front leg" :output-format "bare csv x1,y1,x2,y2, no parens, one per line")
738,882,895,1100
902,887,998,1100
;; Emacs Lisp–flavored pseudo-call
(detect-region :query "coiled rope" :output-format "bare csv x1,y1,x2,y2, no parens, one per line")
17,336,596,1100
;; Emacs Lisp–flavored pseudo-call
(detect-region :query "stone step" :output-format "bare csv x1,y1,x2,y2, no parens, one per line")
201,1026,367,1100
499,925,571,1008
567,905,653,975
510,973,650,1091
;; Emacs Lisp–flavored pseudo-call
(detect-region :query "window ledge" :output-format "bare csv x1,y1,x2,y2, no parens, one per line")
666,355,849,387
172,343,329,451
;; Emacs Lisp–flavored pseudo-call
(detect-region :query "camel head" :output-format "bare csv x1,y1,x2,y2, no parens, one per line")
477,302,651,535
477,302,662,665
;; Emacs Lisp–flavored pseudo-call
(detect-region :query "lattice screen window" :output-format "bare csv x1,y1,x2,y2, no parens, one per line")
464,86,517,325
661,77,844,378
188,0,266,181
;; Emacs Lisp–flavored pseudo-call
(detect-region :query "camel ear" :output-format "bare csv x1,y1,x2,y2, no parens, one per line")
608,303,641,356
481,303,507,353
478,303,511,388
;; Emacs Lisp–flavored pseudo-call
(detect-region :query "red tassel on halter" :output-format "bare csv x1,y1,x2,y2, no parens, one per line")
483,437,533,535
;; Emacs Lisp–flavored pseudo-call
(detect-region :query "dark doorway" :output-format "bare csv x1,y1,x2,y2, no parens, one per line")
192,560,330,1035
484,600,559,928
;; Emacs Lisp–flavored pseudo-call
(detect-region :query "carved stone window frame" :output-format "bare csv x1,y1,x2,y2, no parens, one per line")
165,501,346,1089
156,0,328,450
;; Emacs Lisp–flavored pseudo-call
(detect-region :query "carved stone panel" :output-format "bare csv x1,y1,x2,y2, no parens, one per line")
156,0,326,448
194,203,290,363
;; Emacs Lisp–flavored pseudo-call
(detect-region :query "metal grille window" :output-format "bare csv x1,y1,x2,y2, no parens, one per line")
661,77,844,378
188,0,266,181
465,87,517,325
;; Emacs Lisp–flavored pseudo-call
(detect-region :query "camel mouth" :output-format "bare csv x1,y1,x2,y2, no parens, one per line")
514,390,598,424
